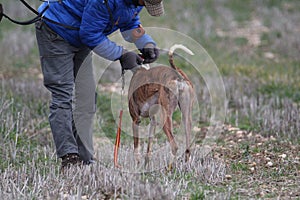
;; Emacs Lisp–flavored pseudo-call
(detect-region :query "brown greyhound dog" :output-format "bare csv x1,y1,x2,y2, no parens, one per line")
128,44,195,167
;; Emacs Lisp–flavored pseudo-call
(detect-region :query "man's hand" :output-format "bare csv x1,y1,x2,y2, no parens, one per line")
119,51,144,71
140,43,159,64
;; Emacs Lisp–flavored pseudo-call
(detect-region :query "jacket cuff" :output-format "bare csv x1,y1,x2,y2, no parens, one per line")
134,34,156,49
92,38,123,61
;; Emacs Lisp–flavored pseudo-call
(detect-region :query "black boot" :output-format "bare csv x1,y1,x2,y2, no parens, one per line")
60,153,81,173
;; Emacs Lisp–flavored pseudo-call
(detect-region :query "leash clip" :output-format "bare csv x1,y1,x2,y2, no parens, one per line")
120,70,125,111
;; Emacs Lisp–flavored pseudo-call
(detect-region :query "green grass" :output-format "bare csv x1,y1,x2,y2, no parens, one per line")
259,82,300,103
224,0,253,22
190,189,205,200
231,162,249,172
219,60,300,104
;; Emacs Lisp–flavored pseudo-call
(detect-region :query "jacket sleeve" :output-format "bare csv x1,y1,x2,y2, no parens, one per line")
80,0,123,61
120,12,156,50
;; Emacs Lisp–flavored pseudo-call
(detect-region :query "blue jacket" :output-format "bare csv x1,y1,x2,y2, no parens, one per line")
38,0,155,60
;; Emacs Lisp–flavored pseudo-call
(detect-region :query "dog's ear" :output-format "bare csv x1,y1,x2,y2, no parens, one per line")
0,4,3,22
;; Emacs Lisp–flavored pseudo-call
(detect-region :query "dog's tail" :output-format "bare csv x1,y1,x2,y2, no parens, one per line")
168,44,194,85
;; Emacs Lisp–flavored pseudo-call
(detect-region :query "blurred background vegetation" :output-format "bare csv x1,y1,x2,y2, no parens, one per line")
1,0,300,66
1,0,299,99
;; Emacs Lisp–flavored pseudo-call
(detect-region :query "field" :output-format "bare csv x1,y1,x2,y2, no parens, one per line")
0,0,299,199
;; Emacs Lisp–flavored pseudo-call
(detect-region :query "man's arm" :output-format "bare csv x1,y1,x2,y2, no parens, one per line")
120,13,156,50
120,13,159,64
80,0,123,61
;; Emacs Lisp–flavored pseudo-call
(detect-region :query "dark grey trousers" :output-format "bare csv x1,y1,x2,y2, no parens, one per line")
35,21,96,162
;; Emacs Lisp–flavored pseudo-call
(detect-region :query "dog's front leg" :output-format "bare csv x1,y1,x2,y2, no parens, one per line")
132,120,141,165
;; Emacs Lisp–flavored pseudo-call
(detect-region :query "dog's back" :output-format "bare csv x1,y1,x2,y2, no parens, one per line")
128,66,178,119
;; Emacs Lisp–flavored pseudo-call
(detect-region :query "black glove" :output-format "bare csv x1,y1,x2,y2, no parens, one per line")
140,45,159,64
119,51,143,71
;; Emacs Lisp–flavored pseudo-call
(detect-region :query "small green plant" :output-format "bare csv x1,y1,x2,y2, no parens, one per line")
190,189,205,200
231,162,249,172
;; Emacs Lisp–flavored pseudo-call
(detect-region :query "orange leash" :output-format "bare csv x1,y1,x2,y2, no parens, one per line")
114,109,123,168
114,71,125,168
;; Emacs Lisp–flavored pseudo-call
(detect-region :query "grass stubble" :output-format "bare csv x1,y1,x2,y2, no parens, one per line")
0,71,299,199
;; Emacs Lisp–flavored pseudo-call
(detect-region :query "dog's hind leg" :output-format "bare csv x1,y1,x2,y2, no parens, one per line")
181,106,192,162
179,85,194,162
145,115,156,167
162,115,178,170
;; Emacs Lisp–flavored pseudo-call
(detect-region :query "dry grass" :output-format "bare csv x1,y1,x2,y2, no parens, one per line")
0,74,299,199
0,134,227,199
